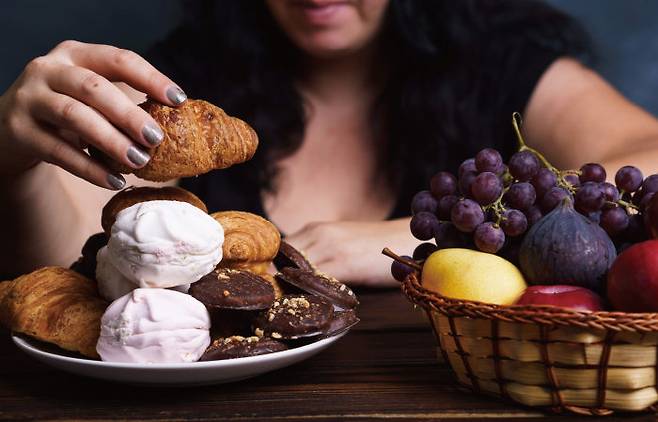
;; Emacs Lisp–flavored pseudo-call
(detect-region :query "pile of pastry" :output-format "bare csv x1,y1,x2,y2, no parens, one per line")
0,99,358,364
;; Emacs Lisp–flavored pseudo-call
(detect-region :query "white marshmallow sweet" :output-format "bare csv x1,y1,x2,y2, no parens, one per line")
96,288,211,363
96,246,136,301
96,246,192,301
107,200,223,289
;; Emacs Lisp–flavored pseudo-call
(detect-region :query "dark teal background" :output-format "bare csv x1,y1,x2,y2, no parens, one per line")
1,0,657,115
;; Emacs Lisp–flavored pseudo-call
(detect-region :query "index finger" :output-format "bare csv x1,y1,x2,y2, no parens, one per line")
54,41,187,107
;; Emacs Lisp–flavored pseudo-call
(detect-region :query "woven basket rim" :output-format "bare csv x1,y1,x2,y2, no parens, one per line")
402,272,658,332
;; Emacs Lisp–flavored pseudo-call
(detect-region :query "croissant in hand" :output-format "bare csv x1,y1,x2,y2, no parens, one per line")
100,99,258,181
0,267,107,358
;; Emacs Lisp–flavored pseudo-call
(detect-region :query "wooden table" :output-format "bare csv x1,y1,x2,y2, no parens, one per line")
0,289,653,421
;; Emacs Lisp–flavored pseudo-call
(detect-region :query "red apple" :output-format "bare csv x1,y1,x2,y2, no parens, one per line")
607,240,658,312
515,285,604,312
645,194,658,238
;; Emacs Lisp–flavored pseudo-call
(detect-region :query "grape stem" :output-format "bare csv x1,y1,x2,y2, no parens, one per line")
381,248,423,271
616,199,640,212
484,185,509,225
513,112,641,212
512,112,576,193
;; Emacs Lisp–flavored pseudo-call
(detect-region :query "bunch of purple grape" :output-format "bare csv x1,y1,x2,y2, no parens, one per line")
573,163,655,243
408,147,655,261
410,148,541,256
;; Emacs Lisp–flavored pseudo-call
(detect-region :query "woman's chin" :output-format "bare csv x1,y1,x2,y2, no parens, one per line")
297,36,371,60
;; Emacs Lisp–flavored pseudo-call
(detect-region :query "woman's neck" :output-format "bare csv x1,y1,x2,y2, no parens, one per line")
298,46,382,106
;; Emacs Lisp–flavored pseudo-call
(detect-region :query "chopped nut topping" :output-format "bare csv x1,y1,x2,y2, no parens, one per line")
224,336,245,344
287,297,310,309
255,328,264,337
268,313,275,322
222,290,230,297
271,332,282,339
339,285,346,291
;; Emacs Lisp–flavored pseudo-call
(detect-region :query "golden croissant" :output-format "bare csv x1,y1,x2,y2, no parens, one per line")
103,99,258,181
212,211,283,297
212,211,280,265
101,186,208,233
0,267,107,358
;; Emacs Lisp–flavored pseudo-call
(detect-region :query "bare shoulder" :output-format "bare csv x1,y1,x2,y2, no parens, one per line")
524,57,658,170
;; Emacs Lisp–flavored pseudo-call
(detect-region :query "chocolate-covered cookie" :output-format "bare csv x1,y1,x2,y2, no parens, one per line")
322,309,360,338
277,267,358,309
70,232,108,280
209,309,258,338
199,336,288,361
253,294,334,340
273,241,315,272
189,268,275,310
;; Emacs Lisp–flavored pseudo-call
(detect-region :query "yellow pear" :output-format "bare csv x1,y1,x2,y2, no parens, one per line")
421,248,526,305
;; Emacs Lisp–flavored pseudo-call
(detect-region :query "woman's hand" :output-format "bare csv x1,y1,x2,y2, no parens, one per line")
0,40,186,189
284,218,417,288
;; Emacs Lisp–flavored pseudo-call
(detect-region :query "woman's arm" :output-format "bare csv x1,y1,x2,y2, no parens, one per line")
524,57,658,176
0,164,172,277
0,41,182,277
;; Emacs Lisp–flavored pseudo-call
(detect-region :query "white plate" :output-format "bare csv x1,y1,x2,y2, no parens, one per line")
12,332,346,386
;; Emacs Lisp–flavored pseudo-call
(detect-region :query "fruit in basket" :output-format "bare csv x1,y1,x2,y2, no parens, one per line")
421,248,526,305
607,240,658,312
514,285,604,312
518,198,616,291
406,119,652,258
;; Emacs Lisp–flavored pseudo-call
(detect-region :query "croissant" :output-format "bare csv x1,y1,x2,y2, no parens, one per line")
212,211,283,297
212,211,280,265
101,186,208,233
102,99,258,181
0,267,107,358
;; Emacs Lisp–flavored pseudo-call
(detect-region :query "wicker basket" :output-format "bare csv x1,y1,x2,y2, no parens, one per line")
402,271,658,416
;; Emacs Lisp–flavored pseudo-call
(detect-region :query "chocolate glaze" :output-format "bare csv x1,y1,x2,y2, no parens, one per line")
199,335,288,361
273,241,315,273
190,268,275,310
322,309,360,338
253,294,334,340
277,267,358,309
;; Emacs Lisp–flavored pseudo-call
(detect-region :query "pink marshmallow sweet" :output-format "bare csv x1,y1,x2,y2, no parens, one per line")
96,288,211,363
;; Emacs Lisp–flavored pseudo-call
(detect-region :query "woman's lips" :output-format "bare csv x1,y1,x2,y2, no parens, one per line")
292,0,352,26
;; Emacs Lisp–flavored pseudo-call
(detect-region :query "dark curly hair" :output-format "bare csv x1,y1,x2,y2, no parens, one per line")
148,0,589,213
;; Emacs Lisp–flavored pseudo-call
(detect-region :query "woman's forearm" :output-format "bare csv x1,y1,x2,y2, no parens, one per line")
0,163,94,278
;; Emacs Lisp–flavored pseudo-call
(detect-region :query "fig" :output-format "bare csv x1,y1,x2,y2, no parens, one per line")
519,199,616,291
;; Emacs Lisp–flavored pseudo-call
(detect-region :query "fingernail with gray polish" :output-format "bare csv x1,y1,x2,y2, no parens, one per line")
142,122,164,146
127,146,151,167
107,173,126,190
166,86,187,105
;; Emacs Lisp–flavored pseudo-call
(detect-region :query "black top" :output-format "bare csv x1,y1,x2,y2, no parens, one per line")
145,3,585,224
